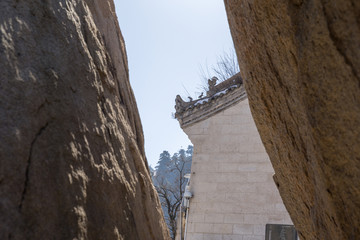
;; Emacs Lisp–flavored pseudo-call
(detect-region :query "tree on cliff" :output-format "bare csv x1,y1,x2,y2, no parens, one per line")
153,146,193,240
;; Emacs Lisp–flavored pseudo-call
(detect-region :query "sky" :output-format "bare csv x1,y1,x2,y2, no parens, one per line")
115,0,235,167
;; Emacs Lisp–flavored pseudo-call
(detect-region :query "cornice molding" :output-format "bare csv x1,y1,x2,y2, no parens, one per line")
176,86,247,128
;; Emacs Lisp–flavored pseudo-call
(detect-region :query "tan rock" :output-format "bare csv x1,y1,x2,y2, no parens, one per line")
224,1,360,239
0,0,169,239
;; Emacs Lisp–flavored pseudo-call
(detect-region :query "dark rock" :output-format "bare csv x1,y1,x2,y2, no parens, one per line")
224,0,360,239
0,0,169,239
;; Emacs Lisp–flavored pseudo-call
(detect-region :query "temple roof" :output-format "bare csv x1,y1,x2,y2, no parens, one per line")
175,73,247,128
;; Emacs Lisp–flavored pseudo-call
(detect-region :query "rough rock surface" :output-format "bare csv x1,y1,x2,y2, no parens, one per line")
224,1,360,239
0,0,169,239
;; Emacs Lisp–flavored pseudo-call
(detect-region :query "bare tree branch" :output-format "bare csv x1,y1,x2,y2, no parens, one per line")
153,147,192,240
199,48,240,92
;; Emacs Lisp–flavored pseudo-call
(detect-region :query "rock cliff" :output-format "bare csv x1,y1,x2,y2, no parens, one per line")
0,0,169,239
224,1,360,239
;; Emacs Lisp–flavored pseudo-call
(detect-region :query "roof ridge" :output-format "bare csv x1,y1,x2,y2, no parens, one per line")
175,73,245,127
175,73,243,114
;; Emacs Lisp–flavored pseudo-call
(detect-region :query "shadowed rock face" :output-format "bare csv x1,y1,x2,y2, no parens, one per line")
224,1,360,239
0,0,169,239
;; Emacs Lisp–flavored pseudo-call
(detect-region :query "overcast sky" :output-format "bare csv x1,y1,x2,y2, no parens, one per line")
115,0,235,167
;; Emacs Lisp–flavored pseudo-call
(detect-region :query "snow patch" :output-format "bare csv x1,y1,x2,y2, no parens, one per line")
194,98,209,106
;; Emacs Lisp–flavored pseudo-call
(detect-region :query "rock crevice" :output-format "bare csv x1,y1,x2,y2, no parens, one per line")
19,122,49,210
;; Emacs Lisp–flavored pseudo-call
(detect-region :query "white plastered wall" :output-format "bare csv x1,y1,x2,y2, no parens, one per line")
183,98,293,240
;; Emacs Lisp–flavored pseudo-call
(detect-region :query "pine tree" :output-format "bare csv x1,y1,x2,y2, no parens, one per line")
155,151,171,173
